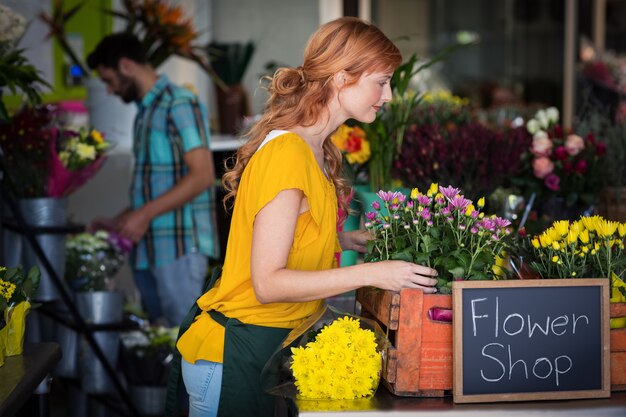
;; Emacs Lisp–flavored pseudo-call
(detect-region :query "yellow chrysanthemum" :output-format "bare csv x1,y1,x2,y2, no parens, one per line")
553,220,569,237
76,143,96,160
427,183,438,197
90,129,104,144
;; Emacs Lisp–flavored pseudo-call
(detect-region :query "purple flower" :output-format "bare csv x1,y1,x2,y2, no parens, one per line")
494,217,511,228
421,208,431,220
544,173,560,191
441,206,452,216
406,201,414,209
459,224,466,230
439,185,461,199
365,212,377,221
435,196,445,205
470,227,478,234
427,220,433,226
417,195,431,205
377,190,402,202
450,196,471,211
372,201,381,210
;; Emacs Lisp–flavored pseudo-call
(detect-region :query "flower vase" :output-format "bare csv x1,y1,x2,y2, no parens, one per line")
215,84,249,134
76,290,124,394
3,300,31,356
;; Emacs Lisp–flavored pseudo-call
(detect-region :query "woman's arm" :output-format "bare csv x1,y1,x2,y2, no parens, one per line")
250,189,438,304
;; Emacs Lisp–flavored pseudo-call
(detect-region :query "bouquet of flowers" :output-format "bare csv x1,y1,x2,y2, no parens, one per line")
0,265,40,361
65,231,131,292
520,106,607,210
330,124,370,185
119,325,178,386
263,306,389,401
0,105,111,198
523,215,626,328
48,127,109,197
364,184,513,294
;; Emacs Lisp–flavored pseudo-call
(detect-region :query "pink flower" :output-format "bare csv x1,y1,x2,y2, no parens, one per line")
531,132,553,157
565,134,585,156
365,212,377,221
544,173,560,191
371,201,381,210
575,159,587,174
532,157,554,179
439,185,461,199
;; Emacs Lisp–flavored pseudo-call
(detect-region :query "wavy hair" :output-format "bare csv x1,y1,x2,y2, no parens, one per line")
222,17,401,216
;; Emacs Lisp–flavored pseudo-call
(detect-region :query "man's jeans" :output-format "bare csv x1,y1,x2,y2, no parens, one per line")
134,253,208,326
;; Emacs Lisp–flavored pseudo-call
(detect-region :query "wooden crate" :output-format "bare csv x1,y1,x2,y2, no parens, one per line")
356,287,453,397
611,302,626,391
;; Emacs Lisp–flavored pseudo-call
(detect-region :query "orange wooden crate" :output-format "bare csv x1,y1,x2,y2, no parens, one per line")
356,287,453,397
611,303,626,391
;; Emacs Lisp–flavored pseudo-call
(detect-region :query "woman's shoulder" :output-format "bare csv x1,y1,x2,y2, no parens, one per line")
253,131,313,163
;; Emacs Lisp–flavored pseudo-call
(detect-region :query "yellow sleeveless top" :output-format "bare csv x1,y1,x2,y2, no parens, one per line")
177,132,339,363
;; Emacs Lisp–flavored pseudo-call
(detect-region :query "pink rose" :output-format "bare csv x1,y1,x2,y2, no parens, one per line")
544,174,560,191
565,134,585,156
532,157,555,179
530,132,553,157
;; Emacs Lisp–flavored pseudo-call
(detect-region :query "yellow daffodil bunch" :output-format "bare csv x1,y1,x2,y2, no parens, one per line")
58,128,109,171
528,215,626,280
290,316,381,400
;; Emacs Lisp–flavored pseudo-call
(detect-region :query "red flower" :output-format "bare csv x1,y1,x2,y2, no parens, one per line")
344,134,362,153
553,146,568,161
586,132,596,145
575,159,588,174
596,142,607,156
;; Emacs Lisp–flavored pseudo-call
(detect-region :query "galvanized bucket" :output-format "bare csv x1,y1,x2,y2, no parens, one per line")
17,197,68,301
76,291,124,394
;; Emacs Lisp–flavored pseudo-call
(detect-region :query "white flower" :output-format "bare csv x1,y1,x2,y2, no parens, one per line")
546,107,559,124
526,119,540,135
535,110,549,130
0,5,26,45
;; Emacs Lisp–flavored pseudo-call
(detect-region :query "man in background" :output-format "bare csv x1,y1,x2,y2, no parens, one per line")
87,32,219,326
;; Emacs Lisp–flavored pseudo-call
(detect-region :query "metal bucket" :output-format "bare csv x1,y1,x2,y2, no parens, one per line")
129,385,167,416
17,197,68,301
53,301,79,378
76,291,124,394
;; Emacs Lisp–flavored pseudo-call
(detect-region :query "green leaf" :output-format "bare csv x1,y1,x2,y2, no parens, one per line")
449,266,465,279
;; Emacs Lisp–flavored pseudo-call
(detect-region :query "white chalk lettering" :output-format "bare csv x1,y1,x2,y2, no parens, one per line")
471,298,488,337
481,343,505,382
550,315,569,336
495,296,499,338
527,314,550,337
572,314,589,334
532,357,553,380
554,355,573,387
508,345,528,380
503,313,524,336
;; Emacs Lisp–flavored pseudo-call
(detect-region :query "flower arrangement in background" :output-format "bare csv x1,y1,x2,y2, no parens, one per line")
394,122,530,201
330,124,370,185
0,105,111,198
0,4,49,121
0,105,56,197
521,107,606,209
364,185,512,293
65,231,131,292
411,90,472,128
40,0,222,86
48,127,110,197
290,316,381,400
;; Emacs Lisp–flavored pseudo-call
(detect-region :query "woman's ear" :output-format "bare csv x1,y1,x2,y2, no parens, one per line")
333,70,347,89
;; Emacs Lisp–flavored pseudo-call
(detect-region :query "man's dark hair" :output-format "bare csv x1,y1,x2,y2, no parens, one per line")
87,32,149,70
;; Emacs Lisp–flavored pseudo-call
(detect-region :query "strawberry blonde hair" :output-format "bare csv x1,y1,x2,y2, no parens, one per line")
222,17,401,214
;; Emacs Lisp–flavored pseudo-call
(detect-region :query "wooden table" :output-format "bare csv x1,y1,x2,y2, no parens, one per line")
296,386,626,416
0,343,61,417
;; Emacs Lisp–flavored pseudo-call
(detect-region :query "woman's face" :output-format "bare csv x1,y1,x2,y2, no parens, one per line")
339,70,393,123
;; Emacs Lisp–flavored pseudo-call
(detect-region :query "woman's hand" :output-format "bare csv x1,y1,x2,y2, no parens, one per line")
367,260,438,293
338,229,371,253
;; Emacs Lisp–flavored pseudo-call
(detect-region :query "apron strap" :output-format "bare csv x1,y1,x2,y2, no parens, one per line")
165,266,222,417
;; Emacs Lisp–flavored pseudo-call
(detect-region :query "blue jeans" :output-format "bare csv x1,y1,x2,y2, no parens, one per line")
182,358,223,417
133,253,208,326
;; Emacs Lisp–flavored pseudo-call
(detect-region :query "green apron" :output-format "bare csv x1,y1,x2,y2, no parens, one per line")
165,268,291,417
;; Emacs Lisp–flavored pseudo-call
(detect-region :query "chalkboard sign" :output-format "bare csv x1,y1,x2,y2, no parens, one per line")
453,279,610,403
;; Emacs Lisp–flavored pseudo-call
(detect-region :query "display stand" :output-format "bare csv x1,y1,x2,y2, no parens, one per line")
0,154,140,417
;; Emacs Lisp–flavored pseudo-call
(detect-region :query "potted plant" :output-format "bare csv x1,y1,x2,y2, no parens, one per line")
522,215,626,390
357,184,513,396
119,325,178,416
61,230,131,392
0,265,40,366
209,41,255,134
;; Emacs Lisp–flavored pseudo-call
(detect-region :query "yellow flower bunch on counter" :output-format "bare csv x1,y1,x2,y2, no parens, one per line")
290,316,381,400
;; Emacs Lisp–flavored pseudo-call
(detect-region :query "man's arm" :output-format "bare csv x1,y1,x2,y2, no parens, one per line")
118,147,215,242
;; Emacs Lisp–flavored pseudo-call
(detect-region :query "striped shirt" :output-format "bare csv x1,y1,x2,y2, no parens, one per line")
131,75,219,269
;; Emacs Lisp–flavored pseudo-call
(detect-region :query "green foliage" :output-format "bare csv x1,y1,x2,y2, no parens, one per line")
209,41,255,86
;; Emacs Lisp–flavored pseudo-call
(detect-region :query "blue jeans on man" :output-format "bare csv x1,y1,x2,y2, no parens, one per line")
133,252,208,326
